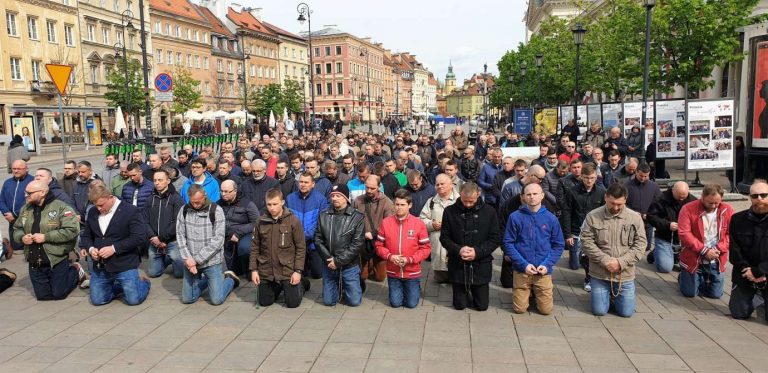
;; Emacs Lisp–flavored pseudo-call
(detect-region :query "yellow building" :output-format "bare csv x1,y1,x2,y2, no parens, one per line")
0,0,89,148
446,73,494,120
263,21,309,107
198,5,243,113
227,7,279,91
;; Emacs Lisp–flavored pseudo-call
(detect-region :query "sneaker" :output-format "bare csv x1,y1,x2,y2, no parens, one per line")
583,280,592,293
79,279,90,289
72,262,87,286
224,271,240,289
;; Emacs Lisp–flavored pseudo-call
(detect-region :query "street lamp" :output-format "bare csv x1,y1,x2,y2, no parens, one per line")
572,23,587,127
535,53,543,111
360,46,372,133
640,0,656,161
135,0,153,144
297,3,315,122
119,10,134,136
520,61,527,108
482,63,488,124
239,37,251,117
507,72,515,123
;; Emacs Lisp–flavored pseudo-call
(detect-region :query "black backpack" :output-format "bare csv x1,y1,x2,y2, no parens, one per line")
182,202,217,228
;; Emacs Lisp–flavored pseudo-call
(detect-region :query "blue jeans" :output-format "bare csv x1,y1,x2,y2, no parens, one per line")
653,238,675,273
147,242,183,278
322,265,362,307
568,237,582,270
645,224,655,252
590,278,636,317
387,277,421,308
182,263,235,305
29,260,79,300
678,261,724,299
90,268,151,306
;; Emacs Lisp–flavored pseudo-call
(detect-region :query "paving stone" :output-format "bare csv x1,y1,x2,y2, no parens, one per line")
627,353,691,370
363,358,418,373
310,357,367,373
256,355,315,372
419,345,470,362
269,341,324,357
417,360,471,373
320,342,372,359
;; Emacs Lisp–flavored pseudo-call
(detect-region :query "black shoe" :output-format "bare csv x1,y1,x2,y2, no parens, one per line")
647,251,655,264
224,271,240,289
301,277,310,292
360,279,367,293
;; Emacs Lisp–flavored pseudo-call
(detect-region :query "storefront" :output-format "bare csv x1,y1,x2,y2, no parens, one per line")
7,105,108,154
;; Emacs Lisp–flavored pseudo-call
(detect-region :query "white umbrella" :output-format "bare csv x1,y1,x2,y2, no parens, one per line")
114,106,127,134
282,107,288,122
213,110,229,118
269,110,276,128
201,110,216,120
183,110,203,120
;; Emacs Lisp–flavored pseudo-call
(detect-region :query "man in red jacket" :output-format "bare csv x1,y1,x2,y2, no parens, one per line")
678,184,733,298
375,189,431,308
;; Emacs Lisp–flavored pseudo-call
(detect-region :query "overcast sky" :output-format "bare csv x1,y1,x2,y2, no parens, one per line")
242,0,527,84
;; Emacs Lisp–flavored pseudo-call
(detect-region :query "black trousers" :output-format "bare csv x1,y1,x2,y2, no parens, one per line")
452,283,490,311
500,259,514,289
0,274,14,293
258,279,303,308
729,282,768,322
29,260,79,301
305,250,324,279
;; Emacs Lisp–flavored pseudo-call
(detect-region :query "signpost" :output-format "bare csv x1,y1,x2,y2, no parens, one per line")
45,64,73,162
154,73,173,102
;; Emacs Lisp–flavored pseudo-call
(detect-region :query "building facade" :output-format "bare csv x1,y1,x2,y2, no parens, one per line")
198,5,242,113
226,7,279,93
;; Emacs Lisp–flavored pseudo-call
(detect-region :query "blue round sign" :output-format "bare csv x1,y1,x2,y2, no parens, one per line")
155,73,173,92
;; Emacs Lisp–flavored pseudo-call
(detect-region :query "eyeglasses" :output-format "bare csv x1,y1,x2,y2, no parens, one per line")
750,193,768,199
530,175,543,182
24,190,41,197
566,146,576,148
191,165,203,169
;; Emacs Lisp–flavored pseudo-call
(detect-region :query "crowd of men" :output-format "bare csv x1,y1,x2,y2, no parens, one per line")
0,120,765,322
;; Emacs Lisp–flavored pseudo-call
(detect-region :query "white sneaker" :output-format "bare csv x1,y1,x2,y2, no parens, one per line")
583,280,592,293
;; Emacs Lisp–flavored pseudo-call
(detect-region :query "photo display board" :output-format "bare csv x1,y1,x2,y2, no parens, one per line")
751,40,768,148
587,104,602,128
622,101,655,150
686,99,735,170
654,99,686,159
601,103,623,129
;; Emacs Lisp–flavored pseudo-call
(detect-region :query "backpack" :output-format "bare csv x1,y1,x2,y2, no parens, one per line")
182,202,217,228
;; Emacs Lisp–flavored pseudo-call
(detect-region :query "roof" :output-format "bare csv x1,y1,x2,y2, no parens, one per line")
262,21,304,41
305,25,346,37
227,8,276,36
149,0,206,23
197,6,233,37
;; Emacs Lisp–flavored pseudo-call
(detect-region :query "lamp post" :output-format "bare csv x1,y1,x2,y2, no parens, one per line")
520,61,527,108
572,23,587,127
136,0,153,144
482,63,488,125
508,72,515,124
360,46,372,133
640,0,656,162
118,10,134,136
239,33,251,117
535,53,543,111
393,68,400,117
297,3,315,122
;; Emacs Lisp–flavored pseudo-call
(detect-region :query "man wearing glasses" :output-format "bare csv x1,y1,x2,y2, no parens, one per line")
729,180,768,322
14,181,85,300
558,141,582,164
180,158,220,204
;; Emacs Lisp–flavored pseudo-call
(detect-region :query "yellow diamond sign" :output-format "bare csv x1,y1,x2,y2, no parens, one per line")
45,64,73,95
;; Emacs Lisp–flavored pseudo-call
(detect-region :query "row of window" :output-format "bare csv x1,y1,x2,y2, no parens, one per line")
155,49,210,70
6,12,75,46
85,23,134,49
9,57,76,84
82,0,133,13
313,45,343,58
153,21,207,44
282,46,305,61
312,81,382,99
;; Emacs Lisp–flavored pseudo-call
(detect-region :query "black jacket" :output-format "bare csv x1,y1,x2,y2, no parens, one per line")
460,157,481,182
72,176,100,217
178,161,191,178
277,175,296,198
314,205,366,268
381,172,400,200
439,199,501,285
625,177,661,215
219,192,260,240
729,210,768,287
491,169,515,203
647,189,697,242
556,174,580,213
560,182,606,238
49,179,75,209
240,175,280,213
80,200,145,273
405,182,436,217
144,185,185,243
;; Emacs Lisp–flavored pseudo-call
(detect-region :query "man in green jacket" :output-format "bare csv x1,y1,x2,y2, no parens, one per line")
111,163,130,197
14,181,85,300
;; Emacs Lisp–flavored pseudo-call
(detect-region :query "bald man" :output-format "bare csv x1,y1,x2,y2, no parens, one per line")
647,181,697,273
14,181,84,300
1,159,35,258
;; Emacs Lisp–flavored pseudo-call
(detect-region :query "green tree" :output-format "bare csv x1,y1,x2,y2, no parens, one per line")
253,84,283,117
104,58,146,118
282,79,303,115
172,67,202,119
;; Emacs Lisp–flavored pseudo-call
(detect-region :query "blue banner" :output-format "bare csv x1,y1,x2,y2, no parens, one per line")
514,108,534,135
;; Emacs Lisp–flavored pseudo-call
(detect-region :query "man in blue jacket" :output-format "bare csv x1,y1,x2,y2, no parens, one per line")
477,148,502,208
503,183,565,315
121,163,155,208
286,172,328,284
180,158,220,204
1,160,34,258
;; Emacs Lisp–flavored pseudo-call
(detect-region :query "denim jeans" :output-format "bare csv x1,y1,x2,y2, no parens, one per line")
645,224,655,252
729,282,768,321
182,263,235,305
678,261,724,299
590,278,636,317
147,242,183,278
568,237,582,270
29,260,79,300
387,277,421,308
90,268,151,306
653,238,675,273
322,265,362,307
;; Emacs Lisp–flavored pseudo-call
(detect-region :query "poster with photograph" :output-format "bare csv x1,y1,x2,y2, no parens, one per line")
577,105,587,139
622,101,655,150
535,108,558,136
86,116,103,146
601,103,623,129
587,104,602,128
655,100,686,158
560,106,573,133
752,40,768,148
686,99,735,170
10,116,36,152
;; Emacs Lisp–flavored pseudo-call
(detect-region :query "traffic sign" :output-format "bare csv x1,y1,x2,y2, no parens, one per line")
45,64,73,95
155,91,174,102
155,73,173,92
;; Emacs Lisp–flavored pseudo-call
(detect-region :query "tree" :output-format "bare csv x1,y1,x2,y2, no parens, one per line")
104,58,146,119
172,67,202,118
253,84,283,117
282,79,303,116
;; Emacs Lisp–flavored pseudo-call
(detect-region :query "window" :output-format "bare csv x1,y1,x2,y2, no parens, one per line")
336,62,342,74
283,47,287,56
292,66,297,77
325,63,331,74
155,49,162,64
154,21,160,33
315,83,321,96
116,30,122,44
257,66,262,78
6,12,18,36
113,0,119,11
31,60,41,80
176,52,181,65
337,82,343,95
69,67,76,85
194,30,199,41
90,65,99,83
313,47,319,57
86,24,96,41
101,27,109,44
203,32,207,42
292,49,296,58
237,62,242,74
216,59,222,72
10,58,21,80
284,64,288,75
336,45,341,55
314,63,320,75
128,34,134,49
258,46,262,56
46,20,56,43
326,82,332,96
203,56,209,69
300,50,304,60
324,46,330,56
250,64,255,77
167,51,173,65
105,65,112,77
164,23,170,35
227,61,232,73
174,25,180,37
270,67,275,79
228,82,234,97
194,55,200,68
64,24,74,46
186,54,191,67
204,81,210,95
27,17,38,40
127,0,133,11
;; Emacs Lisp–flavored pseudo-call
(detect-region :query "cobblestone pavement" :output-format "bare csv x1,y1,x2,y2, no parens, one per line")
0,251,765,373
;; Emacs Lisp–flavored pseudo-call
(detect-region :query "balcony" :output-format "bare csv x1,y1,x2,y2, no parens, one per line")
30,80,55,96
